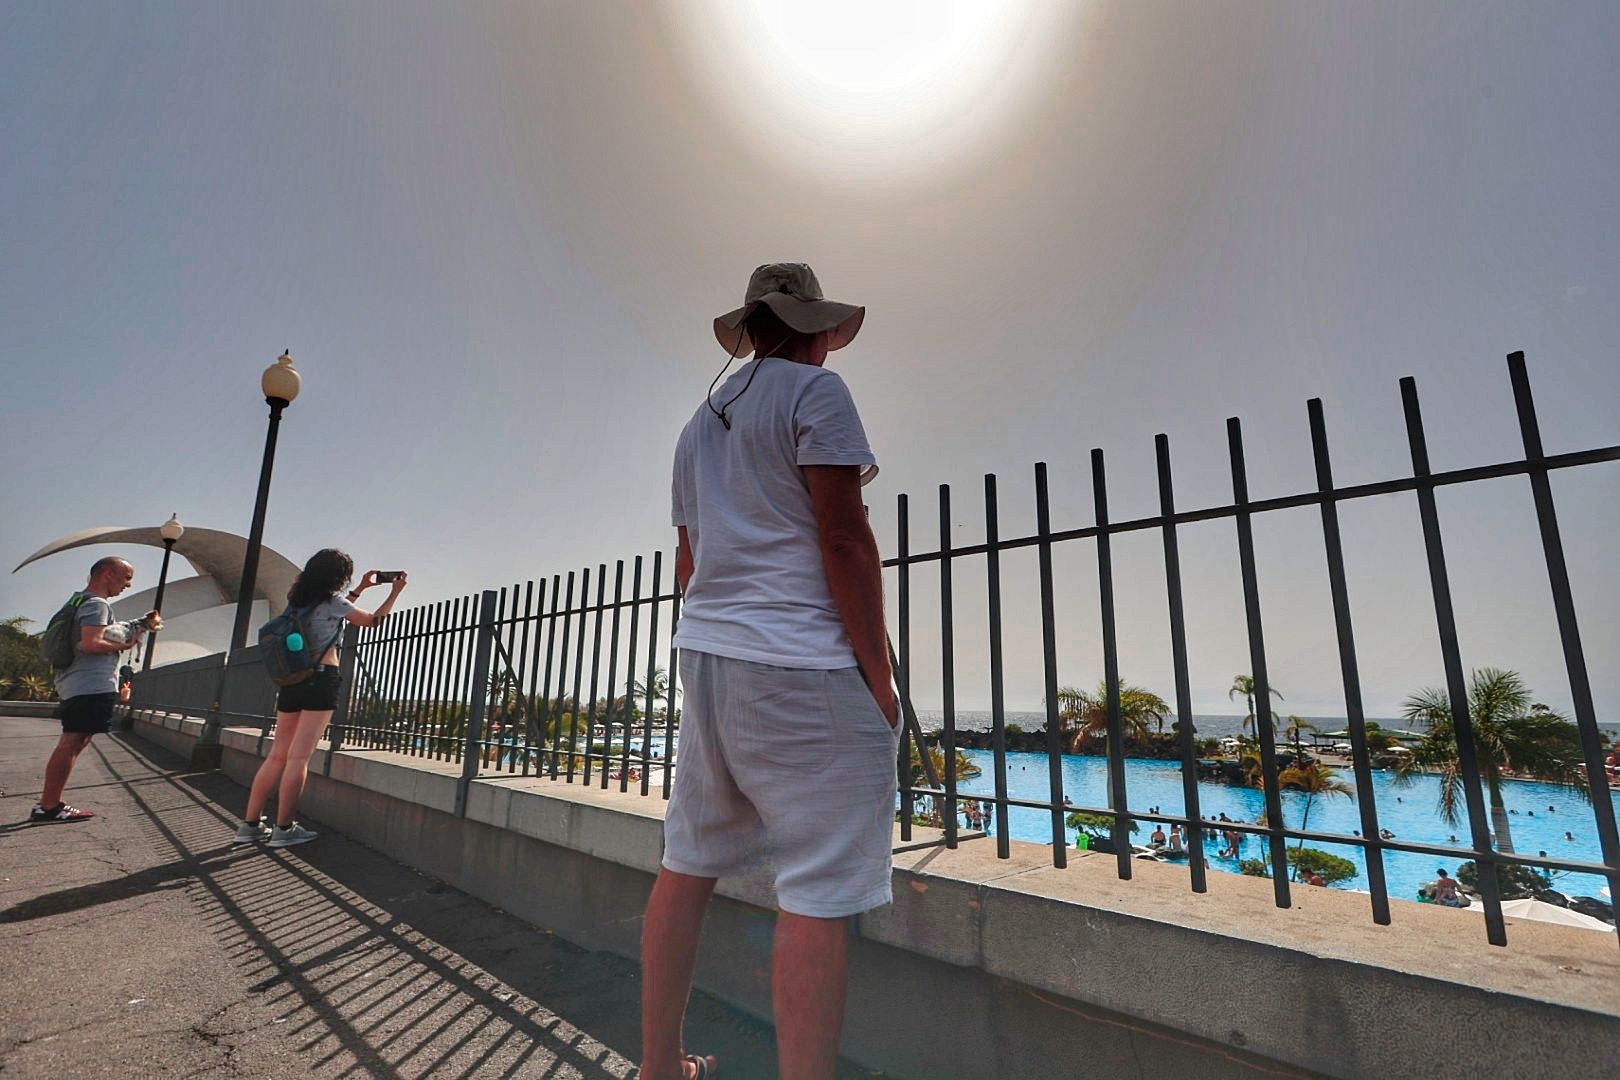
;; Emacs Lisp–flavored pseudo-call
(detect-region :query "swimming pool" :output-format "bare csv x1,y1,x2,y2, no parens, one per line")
949,749,1618,904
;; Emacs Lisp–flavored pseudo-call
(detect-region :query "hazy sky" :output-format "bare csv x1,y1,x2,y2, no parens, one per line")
4,2,1616,718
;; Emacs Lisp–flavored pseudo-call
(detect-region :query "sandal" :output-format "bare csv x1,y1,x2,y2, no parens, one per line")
685,1054,716,1079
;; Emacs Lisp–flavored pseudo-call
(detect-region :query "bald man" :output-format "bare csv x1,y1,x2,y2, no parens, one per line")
31,556,159,823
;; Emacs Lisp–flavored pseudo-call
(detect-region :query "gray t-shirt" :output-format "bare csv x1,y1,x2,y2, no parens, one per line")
288,594,357,662
55,594,139,699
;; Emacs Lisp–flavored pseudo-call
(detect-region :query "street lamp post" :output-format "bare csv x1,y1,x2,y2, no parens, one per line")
195,351,301,769
142,513,184,672
228,351,301,651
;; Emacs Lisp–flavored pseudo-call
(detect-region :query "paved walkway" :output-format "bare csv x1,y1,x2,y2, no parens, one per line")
0,715,874,1078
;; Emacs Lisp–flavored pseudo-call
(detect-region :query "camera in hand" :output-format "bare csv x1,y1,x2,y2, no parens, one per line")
375,571,404,583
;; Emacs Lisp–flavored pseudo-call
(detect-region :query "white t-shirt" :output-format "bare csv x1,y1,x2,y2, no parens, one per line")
670,357,877,668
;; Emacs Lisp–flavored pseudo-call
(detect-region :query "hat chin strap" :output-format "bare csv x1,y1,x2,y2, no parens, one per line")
706,326,750,430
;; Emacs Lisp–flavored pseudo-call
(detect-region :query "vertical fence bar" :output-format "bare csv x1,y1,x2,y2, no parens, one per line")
1034,464,1067,866
424,599,450,761
1227,420,1292,904
455,590,499,816
895,493,914,842
600,561,625,789
490,586,510,770
520,579,546,774
939,484,959,847
1400,377,1505,945
408,603,434,757
325,623,360,770
369,607,398,751
435,598,463,761
1092,449,1134,880
1506,353,1620,937
566,567,592,782
403,606,427,751
452,595,478,764
532,575,559,776
985,474,1011,858
663,558,681,799
511,580,535,774
582,565,608,785
620,556,643,792
426,600,451,758
1155,436,1207,893
641,552,662,797
548,573,575,780
400,606,428,755
1308,400,1391,925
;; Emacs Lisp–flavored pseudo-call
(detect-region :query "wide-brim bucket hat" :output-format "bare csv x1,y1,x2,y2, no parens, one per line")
714,262,865,356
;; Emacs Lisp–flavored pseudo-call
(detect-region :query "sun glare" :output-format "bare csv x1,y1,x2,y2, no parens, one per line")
671,1,1084,179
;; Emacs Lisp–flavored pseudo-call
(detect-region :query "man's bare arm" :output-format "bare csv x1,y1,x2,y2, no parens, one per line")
676,527,694,595
804,464,895,727
78,623,137,655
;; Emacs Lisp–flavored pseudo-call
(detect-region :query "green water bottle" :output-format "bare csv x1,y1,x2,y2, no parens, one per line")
286,631,305,653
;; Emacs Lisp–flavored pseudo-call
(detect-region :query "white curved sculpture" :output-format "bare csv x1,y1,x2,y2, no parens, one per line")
13,526,302,666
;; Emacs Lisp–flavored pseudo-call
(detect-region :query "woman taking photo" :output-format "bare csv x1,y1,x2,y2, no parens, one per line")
234,549,406,848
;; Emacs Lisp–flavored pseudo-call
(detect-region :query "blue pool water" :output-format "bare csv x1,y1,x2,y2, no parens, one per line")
949,749,1618,904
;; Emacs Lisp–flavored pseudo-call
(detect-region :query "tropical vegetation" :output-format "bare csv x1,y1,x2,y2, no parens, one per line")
1052,679,1171,754
1229,674,1283,737
1277,762,1354,848
1,616,54,700
1065,810,1139,842
1395,668,1587,854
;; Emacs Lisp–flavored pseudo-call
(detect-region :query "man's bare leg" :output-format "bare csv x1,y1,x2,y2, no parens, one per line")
640,868,718,1080
773,912,849,1080
40,732,93,807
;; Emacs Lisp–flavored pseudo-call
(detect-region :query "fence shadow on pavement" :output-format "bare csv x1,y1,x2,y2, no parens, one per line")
63,733,652,1078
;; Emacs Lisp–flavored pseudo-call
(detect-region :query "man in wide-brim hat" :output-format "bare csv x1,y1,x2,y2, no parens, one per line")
639,263,897,1080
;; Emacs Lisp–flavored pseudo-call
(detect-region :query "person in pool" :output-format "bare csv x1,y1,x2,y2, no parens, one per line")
1430,868,1461,906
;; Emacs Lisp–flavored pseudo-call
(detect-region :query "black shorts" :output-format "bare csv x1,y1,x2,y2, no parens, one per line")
58,693,117,735
275,666,343,713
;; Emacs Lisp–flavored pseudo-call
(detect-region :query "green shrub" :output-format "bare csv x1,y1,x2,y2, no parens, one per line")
1238,858,1270,878
1005,722,1025,735
1065,811,1139,838
1286,847,1358,884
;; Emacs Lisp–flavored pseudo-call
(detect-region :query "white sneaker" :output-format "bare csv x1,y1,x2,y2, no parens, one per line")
267,823,318,848
231,819,271,845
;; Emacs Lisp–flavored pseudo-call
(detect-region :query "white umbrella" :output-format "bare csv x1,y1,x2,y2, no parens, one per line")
1464,898,1614,932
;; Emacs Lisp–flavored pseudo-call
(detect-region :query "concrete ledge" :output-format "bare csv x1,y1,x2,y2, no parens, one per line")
1,700,59,719
120,708,1620,1079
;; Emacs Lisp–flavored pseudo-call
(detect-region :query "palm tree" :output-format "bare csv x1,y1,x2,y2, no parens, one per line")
1278,762,1354,852
1053,680,1170,754
905,741,981,824
1281,715,1317,758
1396,668,1588,854
1229,674,1285,739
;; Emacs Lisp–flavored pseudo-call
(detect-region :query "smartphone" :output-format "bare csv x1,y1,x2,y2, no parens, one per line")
375,571,403,583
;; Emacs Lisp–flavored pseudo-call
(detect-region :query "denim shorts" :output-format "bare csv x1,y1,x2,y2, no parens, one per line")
275,666,343,713
661,651,901,919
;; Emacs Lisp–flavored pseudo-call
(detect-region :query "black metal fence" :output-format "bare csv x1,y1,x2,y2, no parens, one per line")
128,353,1618,947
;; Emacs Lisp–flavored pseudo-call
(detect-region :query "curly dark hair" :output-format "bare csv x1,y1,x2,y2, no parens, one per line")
288,548,354,608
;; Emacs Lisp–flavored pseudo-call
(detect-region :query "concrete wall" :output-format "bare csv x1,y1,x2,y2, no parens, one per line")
127,708,1620,1080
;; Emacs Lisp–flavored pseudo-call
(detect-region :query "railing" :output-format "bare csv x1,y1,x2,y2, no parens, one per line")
129,352,1619,947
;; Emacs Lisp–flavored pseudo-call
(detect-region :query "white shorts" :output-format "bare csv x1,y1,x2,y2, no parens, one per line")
661,651,902,918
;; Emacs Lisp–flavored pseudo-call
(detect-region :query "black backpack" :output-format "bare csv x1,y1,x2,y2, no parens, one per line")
40,593,87,670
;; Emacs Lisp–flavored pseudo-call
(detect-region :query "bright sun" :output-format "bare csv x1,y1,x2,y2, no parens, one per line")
672,1,1084,179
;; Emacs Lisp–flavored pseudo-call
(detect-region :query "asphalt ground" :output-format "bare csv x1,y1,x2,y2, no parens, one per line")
0,714,880,1078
